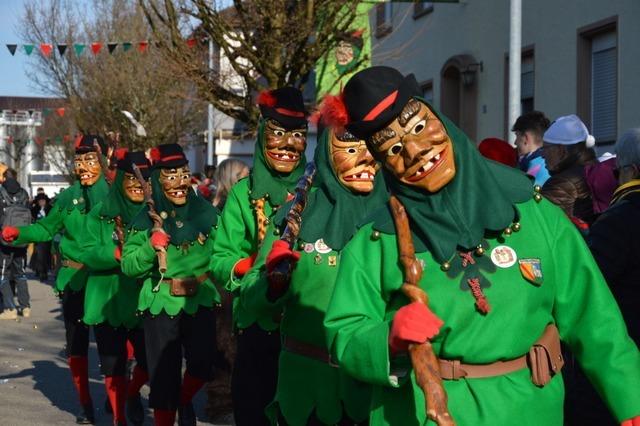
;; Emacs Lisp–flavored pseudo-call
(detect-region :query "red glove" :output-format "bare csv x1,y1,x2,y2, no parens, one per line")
234,253,257,278
265,240,300,272
114,246,122,262
621,416,640,426
150,231,170,249
2,226,20,243
389,302,444,355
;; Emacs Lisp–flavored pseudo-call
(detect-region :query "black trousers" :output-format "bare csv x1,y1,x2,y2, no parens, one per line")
143,308,216,410
232,324,281,426
94,324,148,377
32,242,52,279
62,289,90,357
0,247,29,310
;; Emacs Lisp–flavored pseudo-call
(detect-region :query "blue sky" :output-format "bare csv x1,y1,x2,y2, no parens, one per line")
0,0,50,97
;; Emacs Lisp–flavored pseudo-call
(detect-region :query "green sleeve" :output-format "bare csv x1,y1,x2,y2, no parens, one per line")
121,230,156,278
324,232,399,388
210,183,255,291
551,212,640,421
15,205,65,244
79,207,119,271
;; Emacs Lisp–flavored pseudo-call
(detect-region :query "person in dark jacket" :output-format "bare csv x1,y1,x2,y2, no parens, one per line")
541,115,598,225
30,192,53,282
0,168,31,319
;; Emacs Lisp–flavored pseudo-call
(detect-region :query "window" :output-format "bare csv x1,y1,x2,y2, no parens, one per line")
421,80,434,105
414,1,434,19
520,54,535,114
577,16,617,145
375,2,393,38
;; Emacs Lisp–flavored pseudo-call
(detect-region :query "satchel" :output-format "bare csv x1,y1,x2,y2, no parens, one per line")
528,324,564,387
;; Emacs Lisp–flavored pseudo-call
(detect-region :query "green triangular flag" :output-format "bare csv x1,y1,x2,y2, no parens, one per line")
73,43,85,56
55,136,62,144
23,44,35,55
122,42,132,52
42,108,52,116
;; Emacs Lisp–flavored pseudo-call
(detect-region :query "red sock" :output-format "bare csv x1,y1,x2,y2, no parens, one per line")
105,375,127,424
126,340,135,361
154,408,176,426
68,356,92,405
179,372,205,406
127,365,149,398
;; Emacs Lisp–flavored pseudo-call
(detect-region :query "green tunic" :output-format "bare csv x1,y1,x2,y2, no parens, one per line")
121,226,220,316
79,204,142,328
241,228,372,425
14,178,109,293
324,197,640,425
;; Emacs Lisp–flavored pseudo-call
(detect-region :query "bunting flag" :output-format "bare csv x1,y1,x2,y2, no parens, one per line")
56,107,66,117
35,137,44,146
23,44,35,55
57,44,67,56
7,136,13,145
6,44,17,56
42,108,52,116
55,136,62,144
122,42,132,52
90,42,103,55
186,38,197,48
107,43,118,54
63,135,71,142
137,41,148,53
40,43,53,57
73,43,85,56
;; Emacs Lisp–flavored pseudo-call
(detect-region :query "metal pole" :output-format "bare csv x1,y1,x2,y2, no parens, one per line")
508,0,522,145
207,38,215,166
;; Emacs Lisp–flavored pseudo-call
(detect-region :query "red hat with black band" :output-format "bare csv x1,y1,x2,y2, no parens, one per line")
257,86,309,130
343,66,422,140
75,134,108,155
118,150,152,179
149,143,188,169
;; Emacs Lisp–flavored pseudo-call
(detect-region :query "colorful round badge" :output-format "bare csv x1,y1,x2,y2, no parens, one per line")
314,239,332,254
490,245,518,268
303,243,314,254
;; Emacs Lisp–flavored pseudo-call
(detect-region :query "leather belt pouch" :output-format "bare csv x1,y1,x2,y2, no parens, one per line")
528,324,564,387
169,277,199,297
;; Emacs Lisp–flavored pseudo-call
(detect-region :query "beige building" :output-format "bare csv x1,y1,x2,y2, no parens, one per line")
370,0,640,153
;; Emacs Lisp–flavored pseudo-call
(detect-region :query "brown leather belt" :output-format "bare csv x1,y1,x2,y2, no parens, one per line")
161,271,211,297
438,324,563,386
282,336,339,368
62,259,84,270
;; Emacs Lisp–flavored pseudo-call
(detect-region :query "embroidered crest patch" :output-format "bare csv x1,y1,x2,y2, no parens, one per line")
518,258,543,286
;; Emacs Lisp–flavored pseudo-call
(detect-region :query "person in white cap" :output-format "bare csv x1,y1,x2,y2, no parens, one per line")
540,114,598,225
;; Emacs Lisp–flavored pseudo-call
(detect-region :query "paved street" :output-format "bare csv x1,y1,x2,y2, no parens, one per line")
0,276,220,425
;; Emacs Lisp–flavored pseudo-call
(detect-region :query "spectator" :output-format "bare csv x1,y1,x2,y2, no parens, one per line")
540,114,598,225
512,110,551,186
478,137,518,167
588,128,640,344
585,152,618,215
30,193,52,282
212,159,249,209
0,168,32,319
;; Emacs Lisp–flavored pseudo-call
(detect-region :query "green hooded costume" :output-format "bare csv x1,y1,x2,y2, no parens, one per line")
239,129,388,425
211,118,307,330
121,168,220,316
14,176,109,293
323,101,640,425
79,169,145,328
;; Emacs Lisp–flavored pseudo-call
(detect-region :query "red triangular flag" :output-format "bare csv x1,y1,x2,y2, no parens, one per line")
7,136,13,145
35,137,43,146
40,43,53,57
186,38,197,48
90,42,103,55
137,41,149,53
56,107,65,117
64,135,71,142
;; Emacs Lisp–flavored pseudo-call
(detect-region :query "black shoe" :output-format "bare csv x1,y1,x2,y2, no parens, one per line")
76,402,95,424
104,397,113,414
126,394,145,425
178,402,196,426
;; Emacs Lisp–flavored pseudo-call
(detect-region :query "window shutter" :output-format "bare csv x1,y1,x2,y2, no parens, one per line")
591,33,617,143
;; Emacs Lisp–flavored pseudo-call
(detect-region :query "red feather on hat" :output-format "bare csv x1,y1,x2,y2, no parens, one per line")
149,147,161,163
114,148,128,161
319,94,349,131
74,134,84,149
257,90,277,107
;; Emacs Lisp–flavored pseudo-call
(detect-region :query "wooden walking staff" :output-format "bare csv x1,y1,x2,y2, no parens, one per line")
132,163,167,274
389,195,455,426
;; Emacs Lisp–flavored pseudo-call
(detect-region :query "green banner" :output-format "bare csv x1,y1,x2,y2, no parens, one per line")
315,2,374,101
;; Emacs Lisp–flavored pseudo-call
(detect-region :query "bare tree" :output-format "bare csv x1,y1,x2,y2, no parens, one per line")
139,0,362,128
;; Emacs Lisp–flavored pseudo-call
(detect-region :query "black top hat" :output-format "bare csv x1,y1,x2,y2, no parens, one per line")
118,151,152,179
257,87,309,130
342,66,421,140
75,134,108,155
150,143,188,169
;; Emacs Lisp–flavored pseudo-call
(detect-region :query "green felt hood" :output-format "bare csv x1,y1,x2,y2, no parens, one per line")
249,118,307,206
99,170,145,225
54,173,109,214
370,99,532,261
130,168,217,245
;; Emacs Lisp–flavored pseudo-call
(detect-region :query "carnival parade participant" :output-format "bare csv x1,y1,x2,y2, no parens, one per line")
2,134,110,424
239,97,389,425
323,66,640,426
121,143,219,426
79,151,152,426
211,87,308,425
